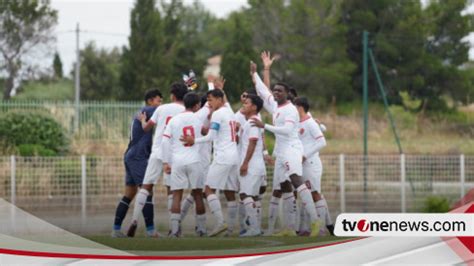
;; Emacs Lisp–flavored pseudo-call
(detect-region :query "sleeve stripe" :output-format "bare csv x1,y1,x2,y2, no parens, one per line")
285,120,296,124
314,135,324,140
163,134,171,138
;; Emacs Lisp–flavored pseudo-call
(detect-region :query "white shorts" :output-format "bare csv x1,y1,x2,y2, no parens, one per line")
303,156,322,192
272,148,303,190
143,157,163,185
200,160,210,184
206,162,239,191
170,162,204,191
239,173,264,196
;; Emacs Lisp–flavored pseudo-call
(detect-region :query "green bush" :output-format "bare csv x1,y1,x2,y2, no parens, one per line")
0,112,69,154
17,144,57,156
422,196,450,213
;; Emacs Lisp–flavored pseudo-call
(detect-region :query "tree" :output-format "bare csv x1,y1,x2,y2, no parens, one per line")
78,42,121,100
341,0,427,104
220,13,255,102
415,0,474,110
283,0,355,103
53,52,63,79
0,0,57,100
120,0,163,100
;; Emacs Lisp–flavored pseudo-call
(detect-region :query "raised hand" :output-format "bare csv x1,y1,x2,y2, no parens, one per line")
213,76,226,90
261,51,279,69
250,60,257,75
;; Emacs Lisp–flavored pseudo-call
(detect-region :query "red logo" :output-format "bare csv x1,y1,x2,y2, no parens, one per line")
299,128,305,135
357,219,369,232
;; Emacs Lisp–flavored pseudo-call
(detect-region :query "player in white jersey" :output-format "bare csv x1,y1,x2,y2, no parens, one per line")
235,90,270,235
237,95,266,237
127,83,188,237
178,94,212,225
294,97,334,236
178,78,236,229
250,55,321,237
161,92,207,237
181,89,240,237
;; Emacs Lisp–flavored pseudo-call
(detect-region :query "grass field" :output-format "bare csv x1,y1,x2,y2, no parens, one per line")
86,235,347,256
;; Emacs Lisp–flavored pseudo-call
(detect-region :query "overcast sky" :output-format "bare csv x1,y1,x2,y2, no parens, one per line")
51,0,474,75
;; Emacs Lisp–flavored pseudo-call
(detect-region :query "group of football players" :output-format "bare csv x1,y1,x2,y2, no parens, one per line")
111,51,333,238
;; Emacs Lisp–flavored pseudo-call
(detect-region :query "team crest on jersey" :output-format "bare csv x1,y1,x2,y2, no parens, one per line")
299,128,305,135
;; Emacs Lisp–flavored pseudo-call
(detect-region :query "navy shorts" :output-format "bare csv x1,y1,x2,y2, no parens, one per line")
125,159,148,186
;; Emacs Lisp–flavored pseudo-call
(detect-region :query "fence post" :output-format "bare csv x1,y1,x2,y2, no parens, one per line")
401,154,406,213
81,155,87,230
10,155,16,206
10,155,16,229
460,154,465,203
339,154,346,213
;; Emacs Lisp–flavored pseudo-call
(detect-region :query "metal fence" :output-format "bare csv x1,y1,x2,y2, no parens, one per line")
1,154,473,234
0,100,143,140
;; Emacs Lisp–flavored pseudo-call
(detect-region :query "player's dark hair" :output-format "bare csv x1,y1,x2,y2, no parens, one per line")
294,97,310,113
289,87,298,97
170,82,189,101
248,94,263,113
184,92,201,109
206,89,224,99
244,88,257,95
274,82,290,93
144,89,162,103
200,94,207,108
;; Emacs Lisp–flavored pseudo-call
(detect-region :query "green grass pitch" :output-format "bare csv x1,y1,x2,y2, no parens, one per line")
87,235,348,256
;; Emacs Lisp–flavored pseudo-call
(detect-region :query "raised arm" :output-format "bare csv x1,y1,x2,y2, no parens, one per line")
250,61,276,114
261,51,279,89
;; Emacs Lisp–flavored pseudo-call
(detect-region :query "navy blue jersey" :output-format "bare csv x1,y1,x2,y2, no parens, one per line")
124,106,157,162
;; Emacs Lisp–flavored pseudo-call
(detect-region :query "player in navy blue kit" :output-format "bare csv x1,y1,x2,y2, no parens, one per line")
112,89,162,238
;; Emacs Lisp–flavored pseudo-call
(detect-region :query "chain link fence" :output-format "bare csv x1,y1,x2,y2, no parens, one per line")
0,100,142,140
1,154,473,234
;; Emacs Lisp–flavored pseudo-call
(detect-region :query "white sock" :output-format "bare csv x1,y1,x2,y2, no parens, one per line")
316,199,332,225
180,194,195,220
282,192,296,231
255,200,262,230
196,214,207,233
297,185,318,222
132,189,149,223
268,196,280,233
169,213,181,235
243,197,258,231
238,201,247,230
298,202,307,232
207,194,224,225
315,199,327,226
167,194,173,214
227,201,238,232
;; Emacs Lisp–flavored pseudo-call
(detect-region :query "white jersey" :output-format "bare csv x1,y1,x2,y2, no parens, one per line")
299,116,326,159
234,110,247,129
209,106,239,165
163,111,202,167
150,102,185,159
196,103,213,165
270,102,303,156
253,72,302,157
239,115,265,175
